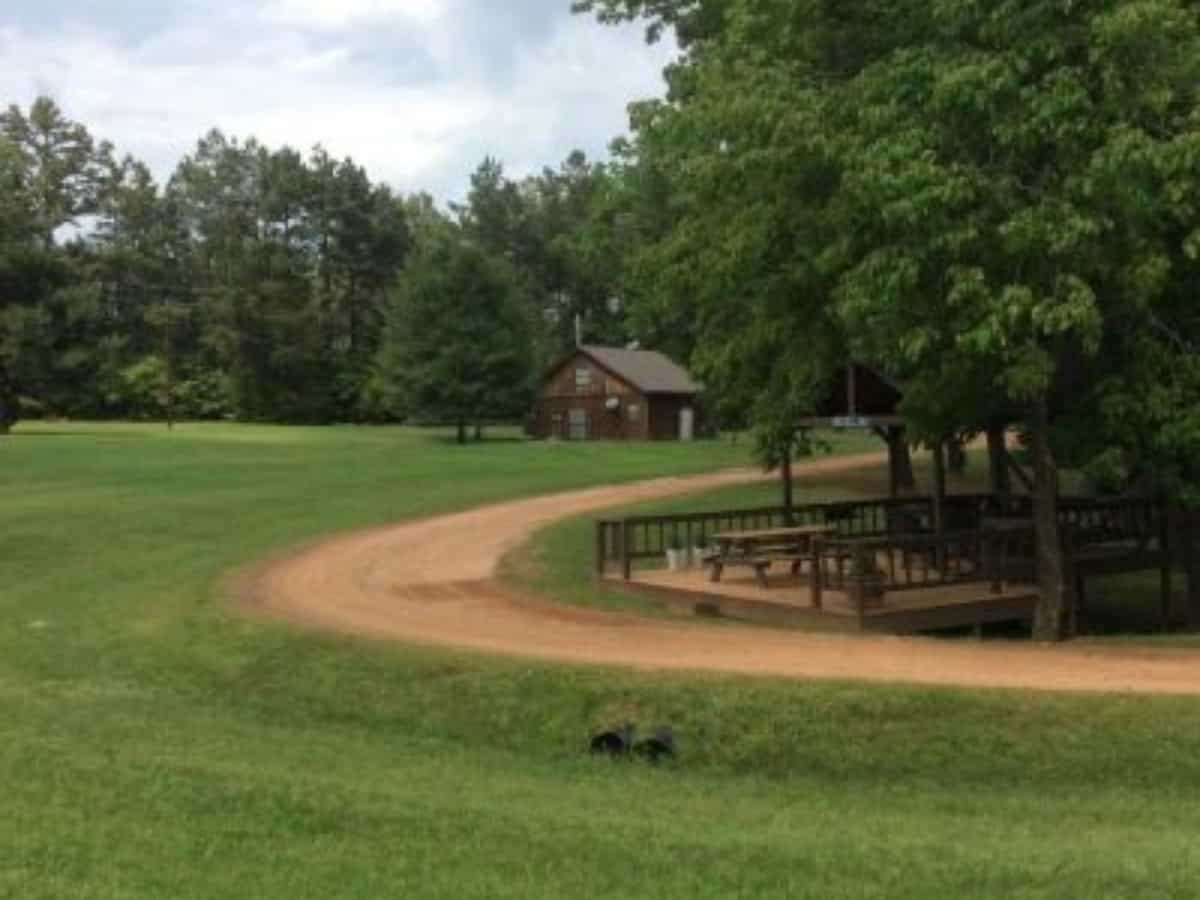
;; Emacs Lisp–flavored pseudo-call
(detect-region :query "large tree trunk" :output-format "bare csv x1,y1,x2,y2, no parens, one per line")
886,427,916,496
1030,397,1068,641
986,423,1011,498
0,377,15,435
456,420,467,444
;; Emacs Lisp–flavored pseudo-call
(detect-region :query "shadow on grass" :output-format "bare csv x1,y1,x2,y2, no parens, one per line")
9,429,153,439
427,435,531,446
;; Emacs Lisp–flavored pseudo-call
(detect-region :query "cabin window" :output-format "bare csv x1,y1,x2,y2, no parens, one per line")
627,403,641,423
575,367,592,390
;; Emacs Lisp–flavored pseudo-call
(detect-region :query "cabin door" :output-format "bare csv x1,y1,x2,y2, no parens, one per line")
679,407,695,441
568,408,589,441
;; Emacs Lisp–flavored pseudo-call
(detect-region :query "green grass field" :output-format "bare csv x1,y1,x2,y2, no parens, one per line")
5,423,1200,899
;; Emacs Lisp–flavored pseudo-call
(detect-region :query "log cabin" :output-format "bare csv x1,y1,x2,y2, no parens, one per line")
531,345,701,441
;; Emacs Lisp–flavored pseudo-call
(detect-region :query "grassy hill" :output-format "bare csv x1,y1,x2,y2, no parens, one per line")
4,423,1200,899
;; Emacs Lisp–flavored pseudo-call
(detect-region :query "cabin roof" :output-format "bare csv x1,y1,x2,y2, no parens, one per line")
571,345,700,395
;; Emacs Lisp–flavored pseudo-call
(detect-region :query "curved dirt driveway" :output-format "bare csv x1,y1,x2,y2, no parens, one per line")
243,453,1200,696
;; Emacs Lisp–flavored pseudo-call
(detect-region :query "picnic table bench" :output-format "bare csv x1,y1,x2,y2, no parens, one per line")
708,525,837,588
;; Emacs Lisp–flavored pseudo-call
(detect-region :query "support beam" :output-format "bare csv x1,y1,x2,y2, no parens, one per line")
987,424,1011,498
1160,508,1173,632
1006,451,1035,494
931,440,947,575
780,450,795,525
1186,510,1198,629
810,537,825,611
931,441,947,535
1161,564,1173,633
947,440,967,475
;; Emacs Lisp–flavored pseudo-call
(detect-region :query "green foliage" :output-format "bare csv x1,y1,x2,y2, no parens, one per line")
0,100,419,428
590,0,1200,503
118,354,171,418
456,154,630,373
371,234,534,439
1,96,112,247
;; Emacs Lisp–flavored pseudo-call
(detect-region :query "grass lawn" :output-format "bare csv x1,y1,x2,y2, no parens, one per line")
5,422,1200,899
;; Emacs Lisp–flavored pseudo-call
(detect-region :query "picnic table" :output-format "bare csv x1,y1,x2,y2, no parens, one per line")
708,524,837,588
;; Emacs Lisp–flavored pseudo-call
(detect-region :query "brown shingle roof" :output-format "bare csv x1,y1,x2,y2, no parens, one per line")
579,345,700,395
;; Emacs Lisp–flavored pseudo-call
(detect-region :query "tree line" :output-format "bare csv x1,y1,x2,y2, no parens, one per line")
0,98,631,435
9,0,1200,637
576,0,1200,638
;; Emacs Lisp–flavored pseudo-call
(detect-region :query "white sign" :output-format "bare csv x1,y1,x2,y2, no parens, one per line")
832,416,871,430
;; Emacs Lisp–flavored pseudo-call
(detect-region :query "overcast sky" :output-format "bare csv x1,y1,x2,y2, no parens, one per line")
0,0,675,202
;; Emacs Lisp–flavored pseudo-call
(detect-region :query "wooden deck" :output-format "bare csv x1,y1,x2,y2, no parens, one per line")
606,567,1038,635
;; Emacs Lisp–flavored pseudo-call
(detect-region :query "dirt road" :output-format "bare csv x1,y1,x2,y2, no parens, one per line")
242,453,1200,696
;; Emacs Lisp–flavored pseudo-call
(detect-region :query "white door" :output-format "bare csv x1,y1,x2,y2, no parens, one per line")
568,408,589,441
679,407,695,441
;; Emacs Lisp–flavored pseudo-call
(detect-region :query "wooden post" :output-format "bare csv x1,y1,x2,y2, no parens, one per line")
932,441,947,573
987,423,1010,499
948,440,967,475
1061,523,1079,637
931,441,947,536
1185,510,1198,629
1161,564,1173,634
621,520,633,581
1006,451,1035,494
810,536,824,610
885,426,916,497
781,449,795,525
595,522,607,577
853,548,868,627
984,527,1001,594
1160,507,1172,633
888,438,898,499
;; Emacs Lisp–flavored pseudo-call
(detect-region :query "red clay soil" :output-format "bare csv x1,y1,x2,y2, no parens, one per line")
242,452,1200,696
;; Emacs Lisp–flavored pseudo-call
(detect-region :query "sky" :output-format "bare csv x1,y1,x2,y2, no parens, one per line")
0,0,676,202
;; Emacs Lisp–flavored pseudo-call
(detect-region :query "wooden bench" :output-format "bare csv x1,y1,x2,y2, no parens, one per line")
708,550,812,588
708,526,836,588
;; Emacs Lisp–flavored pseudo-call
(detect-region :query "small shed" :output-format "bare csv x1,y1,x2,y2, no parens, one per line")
531,345,701,441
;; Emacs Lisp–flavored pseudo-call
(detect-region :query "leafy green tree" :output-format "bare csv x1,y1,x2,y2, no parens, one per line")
586,0,1200,639
0,97,112,248
0,100,112,429
371,234,533,443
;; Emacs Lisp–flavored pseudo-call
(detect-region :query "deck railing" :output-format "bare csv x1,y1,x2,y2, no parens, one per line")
597,494,1173,581
821,530,995,594
595,497,936,579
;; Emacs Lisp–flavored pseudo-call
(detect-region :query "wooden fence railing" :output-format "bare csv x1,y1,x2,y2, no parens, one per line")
595,497,936,579
821,530,994,594
597,494,1174,582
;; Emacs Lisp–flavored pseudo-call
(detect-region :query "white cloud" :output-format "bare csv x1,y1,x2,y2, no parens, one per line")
260,0,444,30
0,2,674,201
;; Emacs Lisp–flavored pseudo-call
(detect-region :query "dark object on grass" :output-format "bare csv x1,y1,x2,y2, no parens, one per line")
632,726,676,762
590,723,634,757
